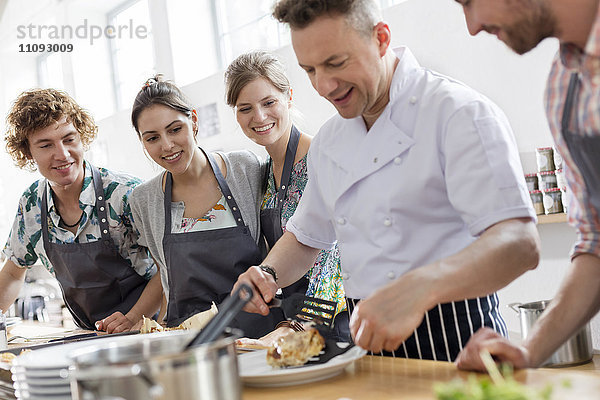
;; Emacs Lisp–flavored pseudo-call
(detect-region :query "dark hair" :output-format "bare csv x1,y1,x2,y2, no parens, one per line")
224,51,290,107
272,0,381,36
5,88,97,171
131,74,194,136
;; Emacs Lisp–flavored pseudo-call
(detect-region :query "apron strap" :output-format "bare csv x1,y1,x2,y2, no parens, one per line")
203,148,246,227
40,181,51,246
90,164,111,240
561,72,580,134
273,125,301,209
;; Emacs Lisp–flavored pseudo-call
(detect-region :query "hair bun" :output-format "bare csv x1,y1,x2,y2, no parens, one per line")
142,74,165,89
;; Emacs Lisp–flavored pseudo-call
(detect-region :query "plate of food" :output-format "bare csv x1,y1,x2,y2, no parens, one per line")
238,329,366,387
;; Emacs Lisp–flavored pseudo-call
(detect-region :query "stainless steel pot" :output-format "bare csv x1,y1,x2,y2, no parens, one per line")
68,329,241,400
509,300,593,367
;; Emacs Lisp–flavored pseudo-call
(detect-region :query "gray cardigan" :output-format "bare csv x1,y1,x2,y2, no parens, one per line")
130,150,265,299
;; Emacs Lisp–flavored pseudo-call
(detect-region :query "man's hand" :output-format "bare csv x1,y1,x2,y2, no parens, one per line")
455,327,530,371
349,271,432,352
231,266,279,316
95,311,137,333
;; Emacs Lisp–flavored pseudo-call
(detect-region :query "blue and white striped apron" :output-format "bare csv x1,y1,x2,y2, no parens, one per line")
346,294,507,362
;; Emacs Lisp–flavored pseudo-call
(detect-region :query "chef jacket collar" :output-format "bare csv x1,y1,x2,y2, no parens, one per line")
319,47,416,193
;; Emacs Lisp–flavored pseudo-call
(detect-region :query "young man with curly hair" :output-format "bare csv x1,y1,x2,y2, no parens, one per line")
232,0,540,361
0,89,161,332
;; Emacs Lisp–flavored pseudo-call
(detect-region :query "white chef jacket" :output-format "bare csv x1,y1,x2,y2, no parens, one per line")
287,47,536,299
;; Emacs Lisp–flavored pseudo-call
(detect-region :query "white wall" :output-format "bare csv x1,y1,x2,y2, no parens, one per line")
2,0,597,349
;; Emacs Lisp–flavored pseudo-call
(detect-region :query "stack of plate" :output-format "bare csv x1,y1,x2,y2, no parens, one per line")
11,343,77,400
10,333,149,400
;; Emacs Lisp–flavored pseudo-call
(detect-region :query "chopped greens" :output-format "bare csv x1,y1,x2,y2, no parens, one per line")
434,374,553,400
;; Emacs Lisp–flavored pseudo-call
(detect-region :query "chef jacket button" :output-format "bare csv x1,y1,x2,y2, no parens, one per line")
103,229,108,234
409,96,418,104
373,157,378,163
342,272,350,280
98,196,103,201
387,271,396,280
394,157,402,165
337,217,347,225
237,218,242,222
383,218,392,227
281,185,286,190
101,218,106,223
232,206,237,211
227,195,232,200
99,206,105,211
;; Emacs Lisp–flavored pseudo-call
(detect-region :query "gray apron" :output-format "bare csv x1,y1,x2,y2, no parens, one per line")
260,126,309,298
41,164,148,330
561,72,600,212
163,149,283,336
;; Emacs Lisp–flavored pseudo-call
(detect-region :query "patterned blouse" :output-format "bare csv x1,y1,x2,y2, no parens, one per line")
176,196,236,233
262,155,346,316
2,161,156,279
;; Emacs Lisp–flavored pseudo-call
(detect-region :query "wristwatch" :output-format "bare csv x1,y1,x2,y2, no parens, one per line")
258,264,278,282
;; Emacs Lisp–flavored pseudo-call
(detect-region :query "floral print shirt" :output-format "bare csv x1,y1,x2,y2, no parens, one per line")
176,196,236,233
2,162,156,280
262,154,346,316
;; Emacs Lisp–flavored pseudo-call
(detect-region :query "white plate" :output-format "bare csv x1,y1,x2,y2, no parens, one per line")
13,380,70,395
14,389,70,400
238,345,366,387
12,373,67,387
6,317,22,327
12,330,181,370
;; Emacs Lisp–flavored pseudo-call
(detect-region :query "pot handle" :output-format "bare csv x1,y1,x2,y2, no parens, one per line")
507,303,522,313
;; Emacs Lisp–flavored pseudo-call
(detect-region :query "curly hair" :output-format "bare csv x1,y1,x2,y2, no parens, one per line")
5,89,97,171
131,74,195,136
224,51,291,108
272,0,381,36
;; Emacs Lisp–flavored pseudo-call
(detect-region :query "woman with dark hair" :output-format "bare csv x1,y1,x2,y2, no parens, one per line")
129,76,282,337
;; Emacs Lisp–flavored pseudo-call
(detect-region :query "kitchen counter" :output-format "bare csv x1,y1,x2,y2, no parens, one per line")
243,355,600,400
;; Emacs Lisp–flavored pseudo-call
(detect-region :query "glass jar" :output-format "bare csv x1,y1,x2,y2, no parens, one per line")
524,173,539,191
560,187,568,214
538,170,557,190
543,188,563,214
553,146,563,170
556,168,566,188
529,190,544,215
536,147,555,172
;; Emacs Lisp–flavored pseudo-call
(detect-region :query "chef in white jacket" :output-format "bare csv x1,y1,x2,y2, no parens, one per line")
233,0,541,361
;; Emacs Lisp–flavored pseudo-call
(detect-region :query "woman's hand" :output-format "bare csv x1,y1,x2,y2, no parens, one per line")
95,311,138,333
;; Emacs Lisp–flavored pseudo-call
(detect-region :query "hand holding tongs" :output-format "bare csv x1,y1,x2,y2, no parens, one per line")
184,284,253,350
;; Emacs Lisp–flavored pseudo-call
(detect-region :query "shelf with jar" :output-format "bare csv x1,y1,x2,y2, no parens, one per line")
537,213,567,225
525,146,569,225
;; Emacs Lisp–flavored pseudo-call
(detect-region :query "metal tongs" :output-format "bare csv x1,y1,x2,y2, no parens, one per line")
184,284,253,350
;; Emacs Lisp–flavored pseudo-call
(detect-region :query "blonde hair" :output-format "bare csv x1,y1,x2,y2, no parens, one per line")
224,51,291,107
5,88,97,171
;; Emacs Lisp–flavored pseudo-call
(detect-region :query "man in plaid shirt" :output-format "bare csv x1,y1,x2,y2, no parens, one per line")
453,0,600,370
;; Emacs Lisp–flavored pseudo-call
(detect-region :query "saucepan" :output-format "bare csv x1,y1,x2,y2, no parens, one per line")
509,300,593,367
68,285,253,400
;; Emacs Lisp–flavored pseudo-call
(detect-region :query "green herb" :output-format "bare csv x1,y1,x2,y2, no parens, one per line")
434,350,553,400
